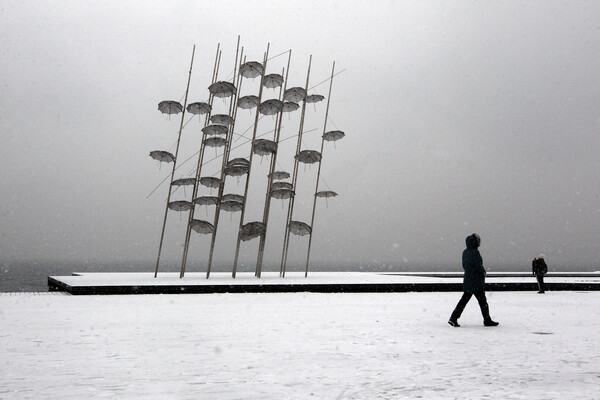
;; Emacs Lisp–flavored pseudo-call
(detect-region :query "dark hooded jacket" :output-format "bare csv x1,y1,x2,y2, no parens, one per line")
462,234,486,292
532,258,548,275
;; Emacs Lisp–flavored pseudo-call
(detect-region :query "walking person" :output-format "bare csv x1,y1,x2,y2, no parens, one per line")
448,233,499,327
532,254,548,293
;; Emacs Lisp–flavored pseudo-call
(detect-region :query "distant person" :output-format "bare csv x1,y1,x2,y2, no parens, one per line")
448,233,499,327
532,254,548,293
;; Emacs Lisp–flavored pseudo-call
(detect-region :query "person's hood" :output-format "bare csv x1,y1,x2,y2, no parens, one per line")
466,233,481,249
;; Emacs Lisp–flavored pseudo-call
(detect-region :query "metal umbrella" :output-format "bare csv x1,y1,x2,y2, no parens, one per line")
289,221,312,236
253,139,277,156
222,194,244,203
263,73,284,89
199,177,220,189
283,87,306,103
258,99,283,116
171,178,196,187
187,102,211,115
204,137,227,148
272,181,293,191
168,200,193,212
227,158,249,168
224,164,249,177
190,219,214,234
239,61,263,79
296,150,321,164
210,114,234,126
202,124,228,136
323,130,345,142
158,100,183,115
171,177,195,197
238,95,259,110
282,102,299,113
271,188,294,200
193,196,219,206
149,150,175,163
316,190,338,198
269,171,290,180
316,190,338,208
240,222,266,241
208,81,237,98
221,200,244,212
306,94,325,103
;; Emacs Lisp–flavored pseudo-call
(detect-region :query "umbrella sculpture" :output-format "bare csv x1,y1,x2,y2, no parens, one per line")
202,124,228,136
240,222,266,241
272,181,293,191
200,177,220,189
306,94,325,103
238,95,259,110
204,137,227,148
323,130,345,142
271,188,294,200
193,196,219,206
221,200,244,212
190,219,214,234
263,73,284,89
152,47,344,281
210,114,234,126
222,194,244,203
289,221,312,236
208,81,237,98
296,150,322,164
269,171,290,180
258,99,283,116
283,87,307,103
253,139,277,156
158,100,183,115
239,61,263,79
168,200,193,212
282,102,299,113
187,102,211,115
149,150,175,163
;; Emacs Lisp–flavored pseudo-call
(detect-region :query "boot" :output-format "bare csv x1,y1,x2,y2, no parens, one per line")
448,319,460,327
484,319,499,327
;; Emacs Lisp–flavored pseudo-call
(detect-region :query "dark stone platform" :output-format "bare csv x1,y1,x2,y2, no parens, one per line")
48,271,600,295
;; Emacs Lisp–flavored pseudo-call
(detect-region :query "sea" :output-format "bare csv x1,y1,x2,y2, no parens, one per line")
1,260,598,292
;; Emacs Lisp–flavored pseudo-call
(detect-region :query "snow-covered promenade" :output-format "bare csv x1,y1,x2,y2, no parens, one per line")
1,291,598,399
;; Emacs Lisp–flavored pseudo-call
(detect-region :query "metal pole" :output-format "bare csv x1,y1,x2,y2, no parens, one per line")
154,45,196,278
232,44,270,278
280,55,312,277
206,37,242,278
305,61,335,277
180,44,221,278
256,52,292,278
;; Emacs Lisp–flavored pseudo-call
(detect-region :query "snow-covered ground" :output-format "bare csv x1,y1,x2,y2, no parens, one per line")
1,291,598,399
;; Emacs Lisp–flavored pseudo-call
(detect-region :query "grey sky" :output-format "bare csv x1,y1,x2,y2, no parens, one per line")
1,1,599,271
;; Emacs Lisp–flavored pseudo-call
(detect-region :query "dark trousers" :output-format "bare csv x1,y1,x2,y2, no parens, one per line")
450,291,491,321
535,274,545,292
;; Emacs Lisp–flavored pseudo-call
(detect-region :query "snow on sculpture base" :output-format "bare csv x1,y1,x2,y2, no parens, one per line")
47,271,600,295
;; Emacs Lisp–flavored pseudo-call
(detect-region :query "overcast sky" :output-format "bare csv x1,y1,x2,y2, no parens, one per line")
1,1,599,272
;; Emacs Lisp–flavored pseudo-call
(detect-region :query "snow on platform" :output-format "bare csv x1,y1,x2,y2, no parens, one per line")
47,271,600,295
1,291,598,399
